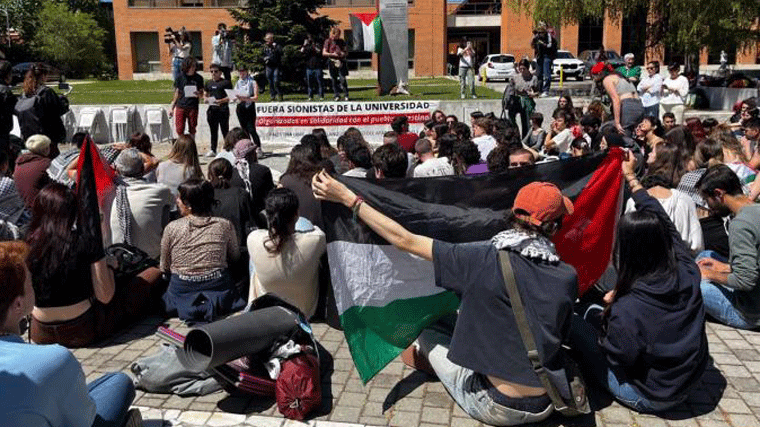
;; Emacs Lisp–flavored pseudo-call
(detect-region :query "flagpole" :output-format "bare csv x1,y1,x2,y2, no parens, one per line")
375,0,381,96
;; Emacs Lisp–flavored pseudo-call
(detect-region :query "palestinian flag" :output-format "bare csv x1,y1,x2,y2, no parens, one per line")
75,136,116,258
350,13,382,53
322,149,624,383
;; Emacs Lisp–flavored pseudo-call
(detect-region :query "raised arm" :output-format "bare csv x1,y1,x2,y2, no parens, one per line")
312,171,433,261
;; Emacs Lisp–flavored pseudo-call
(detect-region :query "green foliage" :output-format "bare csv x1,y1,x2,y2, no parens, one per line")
0,0,44,44
32,2,106,78
228,0,337,87
509,0,760,60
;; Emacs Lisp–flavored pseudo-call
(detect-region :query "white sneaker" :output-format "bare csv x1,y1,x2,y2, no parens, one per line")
460,94,465,99
205,150,216,158
471,95,477,99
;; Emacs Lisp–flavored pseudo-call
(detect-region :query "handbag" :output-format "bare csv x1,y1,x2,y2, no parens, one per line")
497,250,591,417
105,243,158,281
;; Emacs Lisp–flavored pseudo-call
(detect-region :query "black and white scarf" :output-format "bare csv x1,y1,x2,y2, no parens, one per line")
490,228,559,263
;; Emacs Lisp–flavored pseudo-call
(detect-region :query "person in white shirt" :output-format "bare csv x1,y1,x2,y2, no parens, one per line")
660,63,689,125
637,61,663,118
413,139,454,177
457,41,477,99
543,110,589,155
234,65,262,154
471,117,497,161
212,23,233,81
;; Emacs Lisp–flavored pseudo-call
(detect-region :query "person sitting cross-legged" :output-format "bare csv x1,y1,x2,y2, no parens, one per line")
696,164,760,330
312,171,579,426
0,240,141,427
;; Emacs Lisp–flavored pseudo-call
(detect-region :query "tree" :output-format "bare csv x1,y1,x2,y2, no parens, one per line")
510,0,760,68
32,2,105,77
228,0,336,87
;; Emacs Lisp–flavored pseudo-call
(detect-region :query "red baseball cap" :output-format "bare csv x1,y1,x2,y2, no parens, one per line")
512,182,574,226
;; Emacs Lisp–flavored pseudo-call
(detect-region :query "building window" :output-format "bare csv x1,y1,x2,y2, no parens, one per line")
128,0,242,7
189,31,203,70
323,0,373,6
408,29,414,69
131,32,160,73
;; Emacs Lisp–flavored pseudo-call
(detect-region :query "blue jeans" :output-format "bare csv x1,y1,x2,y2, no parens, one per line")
569,315,686,413
695,250,758,330
541,57,553,93
328,63,348,98
265,66,281,98
416,316,553,425
306,68,324,98
172,57,182,83
89,372,135,427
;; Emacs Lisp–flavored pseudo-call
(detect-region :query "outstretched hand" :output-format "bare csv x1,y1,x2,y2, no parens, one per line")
312,170,355,206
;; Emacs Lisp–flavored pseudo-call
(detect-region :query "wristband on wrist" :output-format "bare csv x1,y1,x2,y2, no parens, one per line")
351,196,364,221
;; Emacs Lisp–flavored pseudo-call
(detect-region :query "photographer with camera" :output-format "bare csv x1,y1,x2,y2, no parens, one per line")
301,35,324,101
212,23,233,81
166,27,192,83
262,33,283,102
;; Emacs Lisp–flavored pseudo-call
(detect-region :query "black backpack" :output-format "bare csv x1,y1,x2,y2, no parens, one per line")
14,86,45,139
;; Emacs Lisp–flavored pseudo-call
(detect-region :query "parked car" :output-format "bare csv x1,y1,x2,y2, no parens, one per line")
578,50,625,76
11,63,64,86
477,54,516,82
552,50,585,81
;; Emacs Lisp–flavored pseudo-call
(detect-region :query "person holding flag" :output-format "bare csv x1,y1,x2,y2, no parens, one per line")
312,170,580,425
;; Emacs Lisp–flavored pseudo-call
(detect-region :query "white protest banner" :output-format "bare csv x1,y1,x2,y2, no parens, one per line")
255,100,440,144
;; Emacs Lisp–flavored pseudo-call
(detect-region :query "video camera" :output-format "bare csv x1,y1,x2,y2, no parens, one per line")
164,26,185,44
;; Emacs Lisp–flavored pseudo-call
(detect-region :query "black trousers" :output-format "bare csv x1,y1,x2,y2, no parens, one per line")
236,103,261,148
207,106,230,152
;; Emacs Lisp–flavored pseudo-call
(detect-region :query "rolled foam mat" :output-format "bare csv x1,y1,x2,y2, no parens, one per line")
178,306,299,372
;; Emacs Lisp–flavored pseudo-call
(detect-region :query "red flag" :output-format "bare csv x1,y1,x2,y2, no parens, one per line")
553,147,624,296
76,135,115,208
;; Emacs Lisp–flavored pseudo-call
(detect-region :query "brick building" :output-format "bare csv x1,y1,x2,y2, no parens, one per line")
113,0,759,80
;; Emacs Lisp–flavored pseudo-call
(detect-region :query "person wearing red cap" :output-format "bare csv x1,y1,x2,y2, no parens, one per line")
312,171,578,426
591,62,644,136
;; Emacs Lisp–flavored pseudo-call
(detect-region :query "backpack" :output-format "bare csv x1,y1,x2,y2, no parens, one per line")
498,251,591,417
14,86,45,139
276,350,321,420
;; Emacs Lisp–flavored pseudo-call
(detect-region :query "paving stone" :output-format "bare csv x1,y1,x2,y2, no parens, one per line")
367,373,401,389
723,339,754,350
728,376,760,392
343,379,366,393
733,349,760,361
313,422,363,427
448,416,481,427
423,392,452,408
358,415,389,426
727,414,760,427
338,392,369,407
712,352,742,365
698,420,731,427
719,398,753,414
389,410,420,426
420,406,450,424
720,364,753,378
601,406,634,424
367,388,391,403
329,406,362,423
361,401,386,417
163,395,194,410
393,397,422,413
244,415,283,426
176,410,212,425
190,402,218,412
205,412,247,426
281,420,314,427
633,414,668,427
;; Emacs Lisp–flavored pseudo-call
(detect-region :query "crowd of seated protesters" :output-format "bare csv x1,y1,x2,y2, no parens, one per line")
3,92,760,425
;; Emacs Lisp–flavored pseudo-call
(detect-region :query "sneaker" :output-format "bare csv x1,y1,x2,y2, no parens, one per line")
205,150,216,158
124,409,143,427
460,94,465,99
401,345,436,376
334,96,341,102
471,94,477,99
344,96,350,102
538,92,549,98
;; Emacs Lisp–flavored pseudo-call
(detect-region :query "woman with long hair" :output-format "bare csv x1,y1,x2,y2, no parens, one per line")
312,128,338,160
634,116,665,154
26,183,155,347
718,132,756,185
160,178,244,322
556,94,574,112
16,63,67,157
628,141,703,253
247,188,325,318
280,144,323,229
571,152,708,413
156,134,203,197
590,63,645,136
208,158,254,249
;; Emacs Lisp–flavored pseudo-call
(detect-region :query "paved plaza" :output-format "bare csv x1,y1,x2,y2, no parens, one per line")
72,316,760,427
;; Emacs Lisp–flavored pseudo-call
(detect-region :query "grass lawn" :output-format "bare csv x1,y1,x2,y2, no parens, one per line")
64,77,502,104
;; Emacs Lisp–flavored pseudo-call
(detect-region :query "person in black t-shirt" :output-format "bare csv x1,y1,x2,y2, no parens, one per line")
204,63,233,156
169,57,204,139
263,33,283,101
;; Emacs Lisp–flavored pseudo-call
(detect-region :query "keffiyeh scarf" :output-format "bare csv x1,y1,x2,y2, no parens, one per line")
491,228,559,263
